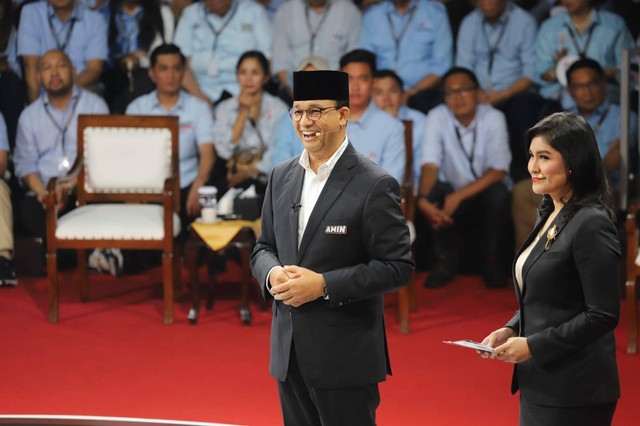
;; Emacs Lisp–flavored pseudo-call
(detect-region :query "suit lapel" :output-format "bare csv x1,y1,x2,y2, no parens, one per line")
285,163,305,259
519,207,571,298
296,144,358,264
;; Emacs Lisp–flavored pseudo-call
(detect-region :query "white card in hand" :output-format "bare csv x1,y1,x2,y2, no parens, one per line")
443,339,494,353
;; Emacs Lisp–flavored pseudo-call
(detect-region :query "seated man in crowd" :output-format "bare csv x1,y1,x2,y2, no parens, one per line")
0,113,16,286
417,67,511,288
371,69,426,189
12,49,109,244
271,0,361,101
18,0,108,103
567,58,637,190
173,0,272,106
359,0,453,114
268,50,406,184
456,0,542,185
127,44,216,230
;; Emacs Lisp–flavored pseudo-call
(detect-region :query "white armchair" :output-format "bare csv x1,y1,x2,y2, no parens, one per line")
46,114,180,324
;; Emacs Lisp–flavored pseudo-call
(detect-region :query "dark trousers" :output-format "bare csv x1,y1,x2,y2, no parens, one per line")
278,343,380,426
426,180,511,268
0,69,26,149
520,397,617,426
407,87,443,115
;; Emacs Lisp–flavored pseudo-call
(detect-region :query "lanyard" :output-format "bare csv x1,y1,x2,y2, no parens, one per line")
482,12,510,77
386,4,417,63
590,103,611,134
48,12,77,51
44,93,81,160
202,1,238,51
454,125,478,179
564,21,598,59
304,1,332,55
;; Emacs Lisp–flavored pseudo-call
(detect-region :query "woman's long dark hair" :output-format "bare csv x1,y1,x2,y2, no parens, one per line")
526,112,615,221
0,0,14,52
108,0,164,56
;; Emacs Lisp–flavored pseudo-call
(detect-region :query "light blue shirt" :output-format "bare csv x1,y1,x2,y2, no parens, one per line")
455,2,537,91
126,90,215,188
0,113,8,152
213,92,287,173
359,0,453,90
422,103,511,190
271,0,361,83
13,86,109,186
18,1,108,75
1,28,22,78
397,104,426,188
535,9,634,103
173,0,272,102
568,101,638,186
111,6,143,58
269,104,406,182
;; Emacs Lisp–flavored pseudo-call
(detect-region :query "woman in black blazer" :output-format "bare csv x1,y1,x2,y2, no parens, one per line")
480,112,621,426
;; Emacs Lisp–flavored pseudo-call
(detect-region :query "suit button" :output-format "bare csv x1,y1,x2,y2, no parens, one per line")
288,310,292,316
337,302,343,306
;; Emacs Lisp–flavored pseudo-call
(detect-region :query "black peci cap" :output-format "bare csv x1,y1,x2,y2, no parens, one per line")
293,70,349,102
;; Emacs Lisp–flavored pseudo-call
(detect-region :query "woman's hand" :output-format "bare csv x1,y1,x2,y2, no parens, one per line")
479,327,516,359
491,337,532,364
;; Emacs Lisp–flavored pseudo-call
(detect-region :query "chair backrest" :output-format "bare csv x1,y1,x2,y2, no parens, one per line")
401,119,415,222
76,114,179,207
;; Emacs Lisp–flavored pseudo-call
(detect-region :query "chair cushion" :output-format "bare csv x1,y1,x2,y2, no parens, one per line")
56,204,181,240
84,127,172,193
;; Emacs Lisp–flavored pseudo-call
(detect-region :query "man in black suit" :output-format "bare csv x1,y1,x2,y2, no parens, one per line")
250,70,414,425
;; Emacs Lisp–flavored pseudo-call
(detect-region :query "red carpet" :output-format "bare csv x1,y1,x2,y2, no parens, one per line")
1,267,638,425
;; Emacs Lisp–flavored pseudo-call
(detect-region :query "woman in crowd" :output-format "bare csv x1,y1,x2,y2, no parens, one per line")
480,112,620,426
104,0,174,112
213,50,288,193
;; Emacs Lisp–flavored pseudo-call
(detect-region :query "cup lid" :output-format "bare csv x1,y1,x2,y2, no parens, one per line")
198,186,218,195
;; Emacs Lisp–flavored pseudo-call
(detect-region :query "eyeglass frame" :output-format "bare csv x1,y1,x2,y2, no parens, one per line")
443,86,478,98
289,106,340,122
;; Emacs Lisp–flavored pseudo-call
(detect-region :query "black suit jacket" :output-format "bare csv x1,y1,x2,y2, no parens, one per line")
507,205,620,407
250,143,414,389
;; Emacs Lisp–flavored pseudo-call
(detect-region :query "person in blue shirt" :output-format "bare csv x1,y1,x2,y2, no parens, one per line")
269,50,406,183
173,0,272,106
359,0,453,114
339,49,405,183
271,0,362,100
534,0,634,108
567,58,638,190
18,0,108,103
371,69,425,190
13,49,109,241
127,44,216,227
0,112,17,286
456,0,552,185
213,50,288,192
103,0,175,113
417,67,512,288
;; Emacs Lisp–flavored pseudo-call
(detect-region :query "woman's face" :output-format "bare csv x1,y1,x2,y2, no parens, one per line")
528,136,573,202
237,57,267,95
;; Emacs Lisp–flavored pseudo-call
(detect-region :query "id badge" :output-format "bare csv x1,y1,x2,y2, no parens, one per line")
207,56,219,77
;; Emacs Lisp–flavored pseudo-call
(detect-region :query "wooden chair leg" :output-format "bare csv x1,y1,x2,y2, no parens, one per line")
186,241,201,324
237,240,253,326
409,273,418,312
162,251,174,325
47,250,59,323
627,278,638,354
397,286,410,334
77,249,89,302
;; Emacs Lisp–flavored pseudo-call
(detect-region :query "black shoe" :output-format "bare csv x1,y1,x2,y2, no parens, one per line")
0,256,18,287
425,263,455,288
484,260,507,288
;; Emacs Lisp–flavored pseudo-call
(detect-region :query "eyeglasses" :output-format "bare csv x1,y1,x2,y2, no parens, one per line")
289,106,339,122
444,87,477,98
569,79,602,91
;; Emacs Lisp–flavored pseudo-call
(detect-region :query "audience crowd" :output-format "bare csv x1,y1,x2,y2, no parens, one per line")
0,0,638,289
